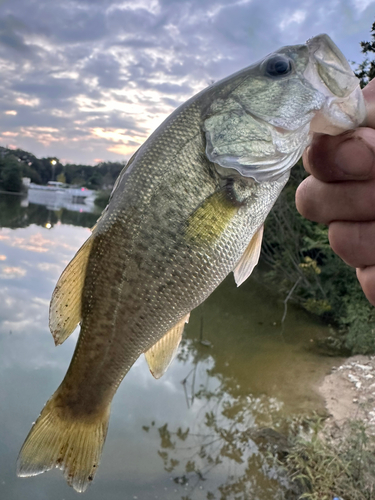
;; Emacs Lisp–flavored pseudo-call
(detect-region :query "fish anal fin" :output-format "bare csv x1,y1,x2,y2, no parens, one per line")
17,390,110,493
49,236,94,346
233,225,264,287
145,313,190,379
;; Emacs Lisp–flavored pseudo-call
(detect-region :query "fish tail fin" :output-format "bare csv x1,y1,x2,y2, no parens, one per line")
17,393,110,492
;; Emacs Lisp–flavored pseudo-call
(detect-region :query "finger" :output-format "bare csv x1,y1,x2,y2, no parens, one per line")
328,221,375,268
296,175,375,224
302,128,375,182
357,266,375,307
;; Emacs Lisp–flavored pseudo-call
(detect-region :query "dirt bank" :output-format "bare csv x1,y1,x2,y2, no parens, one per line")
319,355,375,435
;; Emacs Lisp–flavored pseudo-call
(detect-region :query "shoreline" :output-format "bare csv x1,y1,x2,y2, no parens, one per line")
319,354,375,435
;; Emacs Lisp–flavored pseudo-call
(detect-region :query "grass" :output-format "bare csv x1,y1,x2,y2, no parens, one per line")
282,417,375,499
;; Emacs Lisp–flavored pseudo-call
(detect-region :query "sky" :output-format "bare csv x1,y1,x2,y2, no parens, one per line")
0,0,374,165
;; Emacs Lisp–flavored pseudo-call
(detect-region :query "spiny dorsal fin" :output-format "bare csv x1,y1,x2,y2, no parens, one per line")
233,225,264,287
49,236,94,346
145,313,190,379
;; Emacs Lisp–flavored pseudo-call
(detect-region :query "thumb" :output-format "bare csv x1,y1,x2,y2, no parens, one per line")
363,78,375,128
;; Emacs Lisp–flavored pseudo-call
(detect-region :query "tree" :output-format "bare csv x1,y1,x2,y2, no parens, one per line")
57,172,66,183
355,21,375,88
1,155,23,192
21,163,42,184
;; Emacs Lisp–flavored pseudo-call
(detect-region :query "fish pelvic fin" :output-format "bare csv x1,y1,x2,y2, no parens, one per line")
17,393,110,493
144,313,190,379
233,225,264,287
49,235,95,345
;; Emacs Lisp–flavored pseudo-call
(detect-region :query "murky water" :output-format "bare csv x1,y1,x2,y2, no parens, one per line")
0,193,342,500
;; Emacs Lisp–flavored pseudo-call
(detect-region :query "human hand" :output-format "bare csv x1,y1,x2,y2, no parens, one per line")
296,79,375,306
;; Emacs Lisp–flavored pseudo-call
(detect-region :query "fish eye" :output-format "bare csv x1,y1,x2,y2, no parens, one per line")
264,55,293,77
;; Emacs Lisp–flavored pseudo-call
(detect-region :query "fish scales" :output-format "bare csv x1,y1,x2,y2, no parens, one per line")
17,34,366,491
61,95,282,413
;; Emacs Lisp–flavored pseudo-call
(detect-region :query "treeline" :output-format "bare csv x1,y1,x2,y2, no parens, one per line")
0,146,125,192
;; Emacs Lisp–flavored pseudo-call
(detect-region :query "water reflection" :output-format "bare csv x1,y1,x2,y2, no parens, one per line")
0,196,341,500
146,358,292,499
0,193,99,229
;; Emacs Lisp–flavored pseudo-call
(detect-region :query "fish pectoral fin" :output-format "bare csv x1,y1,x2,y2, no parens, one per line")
185,190,239,244
49,235,94,346
144,313,190,379
233,225,264,287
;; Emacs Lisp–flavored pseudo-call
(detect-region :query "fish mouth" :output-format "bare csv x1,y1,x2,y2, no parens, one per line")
305,34,366,135
307,34,358,98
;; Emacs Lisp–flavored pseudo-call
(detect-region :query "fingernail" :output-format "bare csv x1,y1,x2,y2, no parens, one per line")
335,134,374,178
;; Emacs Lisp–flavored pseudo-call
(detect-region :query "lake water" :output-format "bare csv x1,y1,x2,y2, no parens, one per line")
0,193,342,500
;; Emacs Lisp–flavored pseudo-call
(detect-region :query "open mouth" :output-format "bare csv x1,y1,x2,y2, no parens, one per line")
306,34,359,98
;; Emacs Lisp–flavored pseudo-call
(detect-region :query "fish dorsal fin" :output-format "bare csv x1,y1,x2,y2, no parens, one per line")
145,313,190,379
49,236,94,346
233,225,264,287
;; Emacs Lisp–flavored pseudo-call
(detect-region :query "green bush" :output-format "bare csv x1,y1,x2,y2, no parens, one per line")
1,155,23,192
261,161,375,354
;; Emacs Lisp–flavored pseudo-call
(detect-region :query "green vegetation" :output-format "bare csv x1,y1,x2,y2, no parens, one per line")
283,418,375,499
355,21,375,88
260,162,375,354
0,146,125,193
0,155,23,192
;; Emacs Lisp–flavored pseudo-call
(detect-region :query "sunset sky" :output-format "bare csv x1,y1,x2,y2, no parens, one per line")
0,0,374,165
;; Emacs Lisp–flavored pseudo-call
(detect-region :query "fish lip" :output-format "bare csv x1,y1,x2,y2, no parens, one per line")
306,34,351,71
305,34,367,134
306,34,359,97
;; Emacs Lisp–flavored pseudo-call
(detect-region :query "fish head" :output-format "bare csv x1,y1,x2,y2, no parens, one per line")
203,34,366,182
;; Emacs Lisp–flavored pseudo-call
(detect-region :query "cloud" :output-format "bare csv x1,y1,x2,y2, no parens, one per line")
0,0,372,163
0,266,27,278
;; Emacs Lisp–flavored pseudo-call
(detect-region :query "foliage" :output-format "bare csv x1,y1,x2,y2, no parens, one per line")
57,172,66,183
261,161,375,354
63,160,124,189
0,146,125,192
283,418,375,499
0,155,23,192
355,21,375,88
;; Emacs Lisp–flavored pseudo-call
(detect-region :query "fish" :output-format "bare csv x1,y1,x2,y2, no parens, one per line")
17,34,366,492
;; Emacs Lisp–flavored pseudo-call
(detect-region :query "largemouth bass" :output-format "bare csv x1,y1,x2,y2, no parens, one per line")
17,34,365,492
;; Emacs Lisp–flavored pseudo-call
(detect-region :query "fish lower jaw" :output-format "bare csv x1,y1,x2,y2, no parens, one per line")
310,87,367,136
